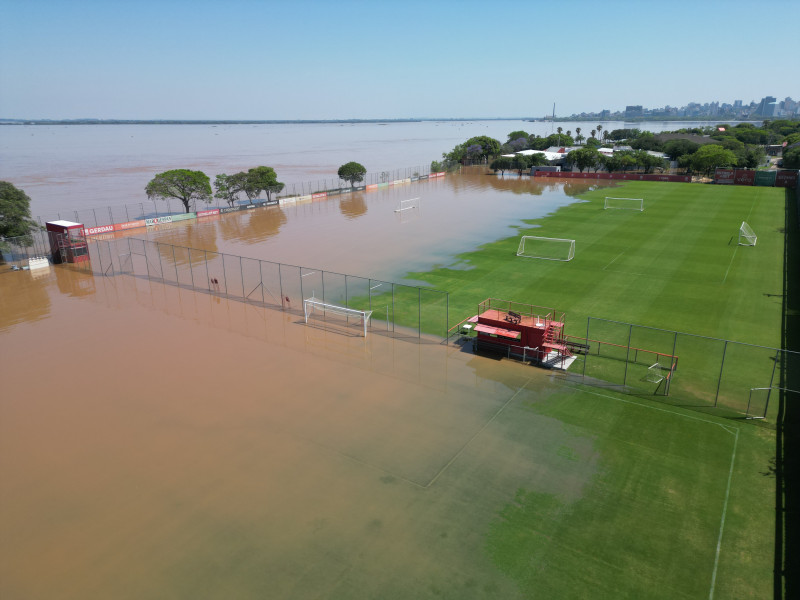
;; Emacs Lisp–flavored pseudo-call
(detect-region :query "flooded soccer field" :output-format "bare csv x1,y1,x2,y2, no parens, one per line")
0,172,776,598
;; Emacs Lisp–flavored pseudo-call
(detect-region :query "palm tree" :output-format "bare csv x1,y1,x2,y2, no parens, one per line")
602,130,610,145
575,127,582,145
597,125,603,140
590,130,597,139
557,126,563,146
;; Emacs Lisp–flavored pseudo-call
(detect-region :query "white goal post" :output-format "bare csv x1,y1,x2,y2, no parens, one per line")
604,197,644,211
303,296,373,337
738,221,757,246
645,363,665,384
516,236,575,261
394,197,420,212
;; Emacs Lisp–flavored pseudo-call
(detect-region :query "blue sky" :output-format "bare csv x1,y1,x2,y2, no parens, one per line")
1,0,798,119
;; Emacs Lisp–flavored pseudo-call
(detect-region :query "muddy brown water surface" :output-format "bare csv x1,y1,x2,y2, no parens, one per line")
1,175,604,599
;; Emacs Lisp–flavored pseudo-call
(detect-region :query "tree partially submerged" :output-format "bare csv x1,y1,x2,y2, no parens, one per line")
337,162,367,187
145,169,212,213
0,181,37,239
245,166,285,201
214,173,248,207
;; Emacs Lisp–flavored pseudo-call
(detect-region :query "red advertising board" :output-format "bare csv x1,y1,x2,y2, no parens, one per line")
714,168,735,185
775,170,799,188
84,224,115,235
311,192,327,200
196,209,219,218
733,169,755,186
366,184,378,191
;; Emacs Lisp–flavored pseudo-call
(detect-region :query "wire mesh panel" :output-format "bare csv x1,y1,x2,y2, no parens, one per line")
154,242,179,286
583,318,632,389
669,335,728,408
278,264,302,312
420,288,449,340
258,260,284,308
143,240,165,282
204,251,226,294
171,244,194,289
241,257,265,304
222,254,244,299
716,342,780,415
299,267,323,303
393,283,421,338
320,271,347,307
366,279,393,331
188,247,210,292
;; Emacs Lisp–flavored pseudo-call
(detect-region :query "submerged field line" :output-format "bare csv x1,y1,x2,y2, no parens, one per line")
423,377,533,489
560,383,740,598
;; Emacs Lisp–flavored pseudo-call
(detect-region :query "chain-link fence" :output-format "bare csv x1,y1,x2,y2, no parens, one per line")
573,317,799,419
0,230,51,267
32,164,438,231
85,237,450,340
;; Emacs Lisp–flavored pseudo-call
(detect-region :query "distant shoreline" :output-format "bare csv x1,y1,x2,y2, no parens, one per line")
0,117,530,126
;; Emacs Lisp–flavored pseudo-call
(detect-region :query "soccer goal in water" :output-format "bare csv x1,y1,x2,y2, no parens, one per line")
394,197,420,212
604,197,644,211
516,236,575,261
738,221,757,246
303,296,373,337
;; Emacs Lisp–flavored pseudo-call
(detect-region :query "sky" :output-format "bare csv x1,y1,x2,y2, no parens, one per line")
1,0,798,120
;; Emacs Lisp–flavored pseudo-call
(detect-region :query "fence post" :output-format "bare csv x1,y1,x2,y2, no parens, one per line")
392,283,395,332
300,267,304,303
156,241,165,281
623,324,633,386
714,341,728,407
204,250,210,291
221,254,228,295
240,256,245,299
258,260,265,303
278,263,284,308
172,244,179,284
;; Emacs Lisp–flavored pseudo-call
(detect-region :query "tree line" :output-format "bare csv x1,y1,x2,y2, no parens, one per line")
434,119,800,177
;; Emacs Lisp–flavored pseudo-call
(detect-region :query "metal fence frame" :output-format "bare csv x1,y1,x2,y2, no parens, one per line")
84,237,450,341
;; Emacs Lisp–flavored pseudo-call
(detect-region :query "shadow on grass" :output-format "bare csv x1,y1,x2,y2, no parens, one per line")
776,186,800,600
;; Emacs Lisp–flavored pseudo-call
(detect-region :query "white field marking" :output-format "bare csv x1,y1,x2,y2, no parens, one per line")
722,187,760,285
558,382,741,599
709,427,739,600
602,251,627,271
721,246,738,285
301,271,317,277
423,377,533,489
369,283,383,290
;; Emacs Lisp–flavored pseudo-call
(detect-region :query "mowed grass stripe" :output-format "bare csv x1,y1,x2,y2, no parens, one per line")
408,181,784,347
483,383,772,599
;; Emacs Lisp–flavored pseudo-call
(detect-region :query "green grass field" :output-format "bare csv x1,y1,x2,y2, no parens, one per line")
401,181,789,416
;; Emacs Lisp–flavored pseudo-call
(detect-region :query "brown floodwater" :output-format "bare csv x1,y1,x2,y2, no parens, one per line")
0,176,604,599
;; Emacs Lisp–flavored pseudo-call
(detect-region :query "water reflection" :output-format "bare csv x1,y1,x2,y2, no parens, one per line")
339,194,367,219
0,270,52,330
55,265,96,297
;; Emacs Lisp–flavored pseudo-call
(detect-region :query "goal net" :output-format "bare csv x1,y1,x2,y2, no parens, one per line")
303,296,373,337
394,197,420,212
645,362,665,383
517,236,575,261
738,221,757,246
604,197,644,211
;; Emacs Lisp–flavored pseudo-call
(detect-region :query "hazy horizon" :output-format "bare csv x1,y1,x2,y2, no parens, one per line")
1,0,798,121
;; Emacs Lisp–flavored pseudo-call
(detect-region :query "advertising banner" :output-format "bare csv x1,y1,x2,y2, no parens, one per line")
145,215,173,226
170,212,197,222
754,171,776,186
220,207,239,214
776,170,799,188
115,219,146,231
196,209,220,217
733,170,755,186
83,224,115,236
326,189,342,196
366,184,378,191
311,192,327,200
418,175,429,180
377,182,389,188
714,168,735,185
353,185,366,191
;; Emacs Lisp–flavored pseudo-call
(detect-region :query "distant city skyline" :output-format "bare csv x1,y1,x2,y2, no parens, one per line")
566,96,799,121
1,0,798,120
